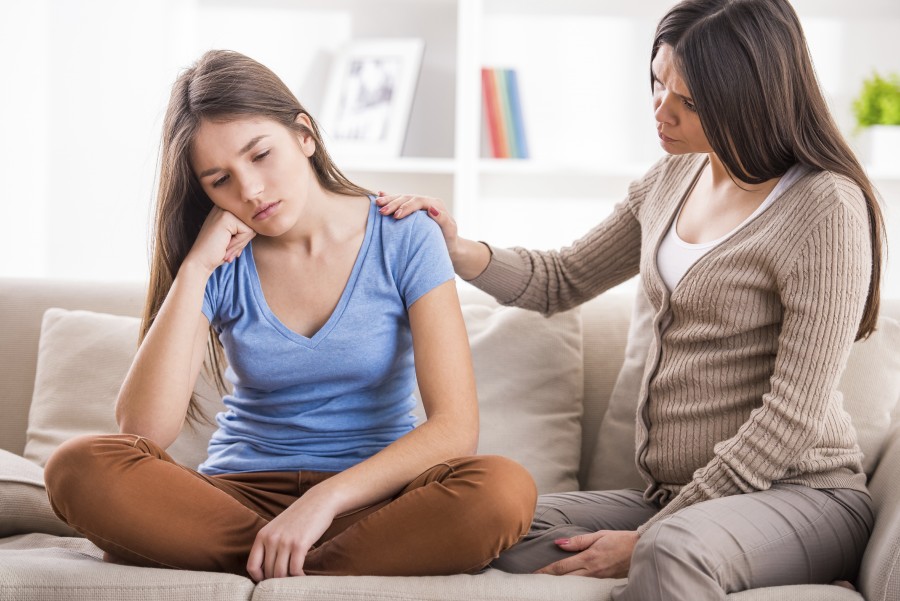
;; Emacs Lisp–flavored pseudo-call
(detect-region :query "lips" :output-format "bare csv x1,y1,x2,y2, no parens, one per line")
658,130,676,144
253,201,281,221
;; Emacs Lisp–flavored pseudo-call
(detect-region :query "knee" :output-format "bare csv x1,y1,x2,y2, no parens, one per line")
633,517,714,576
460,455,538,537
44,434,140,509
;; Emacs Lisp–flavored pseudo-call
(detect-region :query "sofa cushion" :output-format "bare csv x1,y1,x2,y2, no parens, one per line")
414,284,584,494
0,533,254,601
838,316,900,474
585,289,900,491
859,423,900,601
0,450,76,538
24,308,225,470
583,285,653,491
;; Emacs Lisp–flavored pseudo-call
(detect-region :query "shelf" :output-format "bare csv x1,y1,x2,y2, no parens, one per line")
339,157,457,175
478,159,651,179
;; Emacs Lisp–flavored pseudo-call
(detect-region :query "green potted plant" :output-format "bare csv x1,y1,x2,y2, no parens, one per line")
853,71,900,171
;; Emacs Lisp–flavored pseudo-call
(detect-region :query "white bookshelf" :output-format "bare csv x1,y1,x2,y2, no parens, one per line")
185,0,900,294
4,0,899,291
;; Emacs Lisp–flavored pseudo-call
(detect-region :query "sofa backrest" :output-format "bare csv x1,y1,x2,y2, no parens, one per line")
2,276,899,483
0,278,146,455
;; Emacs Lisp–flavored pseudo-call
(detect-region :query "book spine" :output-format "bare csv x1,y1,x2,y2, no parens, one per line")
494,68,516,158
505,68,530,160
481,68,503,158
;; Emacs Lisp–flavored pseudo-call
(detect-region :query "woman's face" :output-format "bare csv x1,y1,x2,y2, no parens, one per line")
190,115,316,237
651,44,713,155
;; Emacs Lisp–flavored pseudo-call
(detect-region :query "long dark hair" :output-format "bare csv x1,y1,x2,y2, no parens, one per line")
653,0,885,340
146,50,371,420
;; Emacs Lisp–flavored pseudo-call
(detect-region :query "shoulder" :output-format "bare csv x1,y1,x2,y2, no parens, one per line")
799,169,869,224
776,168,872,278
376,207,444,251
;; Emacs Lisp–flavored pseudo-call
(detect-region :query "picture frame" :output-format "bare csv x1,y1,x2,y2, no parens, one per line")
319,38,425,160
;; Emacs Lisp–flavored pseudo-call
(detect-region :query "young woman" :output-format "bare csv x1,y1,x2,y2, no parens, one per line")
43,49,536,582
378,0,885,598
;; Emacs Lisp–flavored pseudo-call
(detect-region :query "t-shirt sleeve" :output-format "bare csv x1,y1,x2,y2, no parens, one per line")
397,211,455,309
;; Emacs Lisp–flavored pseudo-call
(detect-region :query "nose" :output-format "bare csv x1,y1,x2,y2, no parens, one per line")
653,90,676,127
239,175,264,202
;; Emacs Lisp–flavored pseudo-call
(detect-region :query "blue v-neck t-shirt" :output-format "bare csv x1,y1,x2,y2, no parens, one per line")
197,199,454,475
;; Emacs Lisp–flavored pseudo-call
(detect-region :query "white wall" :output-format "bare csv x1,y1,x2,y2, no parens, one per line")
1,0,899,296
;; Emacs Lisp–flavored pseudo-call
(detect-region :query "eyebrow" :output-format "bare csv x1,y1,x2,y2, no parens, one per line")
197,135,268,178
651,69,694,103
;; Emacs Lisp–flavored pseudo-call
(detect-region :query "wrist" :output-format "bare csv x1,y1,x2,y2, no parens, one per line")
452,239,491,280
179,255,216,281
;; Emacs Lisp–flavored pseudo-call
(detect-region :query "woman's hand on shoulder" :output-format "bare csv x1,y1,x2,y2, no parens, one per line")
184,206,256,275
376,192,459,255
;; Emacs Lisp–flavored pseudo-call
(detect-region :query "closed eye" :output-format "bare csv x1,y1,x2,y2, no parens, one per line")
682,98,697,112
212,174,229,188
253,150,270,162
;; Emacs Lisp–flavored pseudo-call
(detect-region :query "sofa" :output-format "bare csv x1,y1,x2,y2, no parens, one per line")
1,276,899,601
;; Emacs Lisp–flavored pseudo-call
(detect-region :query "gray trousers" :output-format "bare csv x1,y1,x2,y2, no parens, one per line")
492,484,873,600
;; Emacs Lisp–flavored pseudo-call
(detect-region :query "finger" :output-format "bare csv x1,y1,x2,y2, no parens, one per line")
376,193,402,207
289,546,308,577
391,197,431,219
247,540,265,582
263,540,277,581
534,555,583,576
555,531,605,552
377,195,410,214
273,544,292,579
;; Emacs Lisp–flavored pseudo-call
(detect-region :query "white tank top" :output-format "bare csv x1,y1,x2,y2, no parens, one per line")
657,163,808,292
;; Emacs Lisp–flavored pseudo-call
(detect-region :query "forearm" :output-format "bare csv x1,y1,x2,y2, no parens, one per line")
305,414,476,517
451,238,492,280
116,260,212,445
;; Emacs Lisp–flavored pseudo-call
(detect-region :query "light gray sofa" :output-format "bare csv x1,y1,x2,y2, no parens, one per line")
1,276,899,601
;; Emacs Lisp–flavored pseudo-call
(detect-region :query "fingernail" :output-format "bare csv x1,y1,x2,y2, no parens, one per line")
395,209,403,218
429,207,440,217
554,538,569,545
379,206,388,213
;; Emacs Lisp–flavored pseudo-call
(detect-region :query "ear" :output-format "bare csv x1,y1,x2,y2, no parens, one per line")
294,113,317,157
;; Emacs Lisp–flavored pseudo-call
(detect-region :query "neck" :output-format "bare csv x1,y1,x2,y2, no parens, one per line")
706,153,781,196
261,182,340,254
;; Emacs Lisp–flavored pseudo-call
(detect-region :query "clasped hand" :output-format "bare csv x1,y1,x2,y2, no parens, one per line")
246,488,338,581
534,530,639,578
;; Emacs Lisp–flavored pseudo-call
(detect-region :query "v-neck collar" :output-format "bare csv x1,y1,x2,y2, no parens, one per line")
646,156,807,304
245,198,377,348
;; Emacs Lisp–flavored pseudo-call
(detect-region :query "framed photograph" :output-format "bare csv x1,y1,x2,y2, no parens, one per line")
319,38,425,160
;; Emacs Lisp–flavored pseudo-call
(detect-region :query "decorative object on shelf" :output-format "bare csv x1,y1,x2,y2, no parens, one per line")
319,38,424,159
852,71,900,172
481,67,529,159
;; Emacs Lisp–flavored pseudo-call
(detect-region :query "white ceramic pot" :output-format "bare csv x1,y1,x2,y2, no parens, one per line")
862,125,900,172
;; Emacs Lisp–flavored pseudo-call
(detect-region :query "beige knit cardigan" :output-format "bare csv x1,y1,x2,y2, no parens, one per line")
470,153,872,534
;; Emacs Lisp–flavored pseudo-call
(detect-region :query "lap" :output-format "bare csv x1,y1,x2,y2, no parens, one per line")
637,484,874,591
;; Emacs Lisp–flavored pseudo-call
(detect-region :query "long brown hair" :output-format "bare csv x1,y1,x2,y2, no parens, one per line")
653,0,885,340
145,50,371,420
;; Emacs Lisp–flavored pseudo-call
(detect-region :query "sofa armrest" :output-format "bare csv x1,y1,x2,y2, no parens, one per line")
859,423,900,601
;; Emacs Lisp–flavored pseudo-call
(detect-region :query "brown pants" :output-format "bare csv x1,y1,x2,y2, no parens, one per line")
44,434,537,578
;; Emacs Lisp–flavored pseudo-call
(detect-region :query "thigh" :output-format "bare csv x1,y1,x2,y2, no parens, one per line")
627,484,874,599
44,433,296,575
492,488,657,574
306,455,537,576
532,489,657,534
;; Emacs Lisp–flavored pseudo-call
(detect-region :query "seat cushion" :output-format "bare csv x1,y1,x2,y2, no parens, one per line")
0,533,254,601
